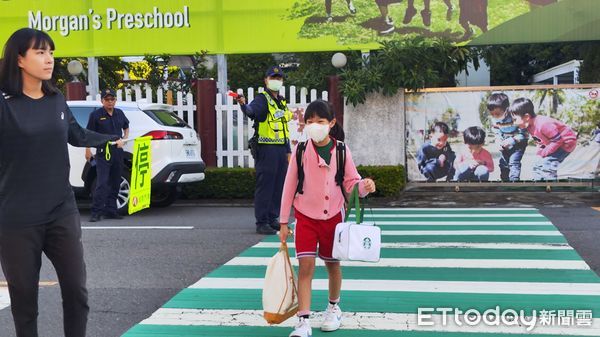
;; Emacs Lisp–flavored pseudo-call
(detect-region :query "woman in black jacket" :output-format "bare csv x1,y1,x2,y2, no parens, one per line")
0,28,124,337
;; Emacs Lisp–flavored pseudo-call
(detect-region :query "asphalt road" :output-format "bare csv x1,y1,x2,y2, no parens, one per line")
0,192,598,337
0,205,263,337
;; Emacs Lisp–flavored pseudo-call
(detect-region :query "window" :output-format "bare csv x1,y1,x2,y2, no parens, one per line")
70,106,98,127
143,110,190,128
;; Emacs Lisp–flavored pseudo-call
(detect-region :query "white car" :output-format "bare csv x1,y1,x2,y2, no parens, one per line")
68,101,205,213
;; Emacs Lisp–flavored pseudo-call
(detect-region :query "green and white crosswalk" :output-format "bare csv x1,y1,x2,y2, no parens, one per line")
122,208,600,336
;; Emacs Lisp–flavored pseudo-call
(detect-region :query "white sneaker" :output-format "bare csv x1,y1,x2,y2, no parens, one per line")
321,303,342,332
348,1,357,14
290,317,312,337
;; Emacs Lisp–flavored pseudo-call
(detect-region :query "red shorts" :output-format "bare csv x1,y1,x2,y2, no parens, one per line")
294,209,343,261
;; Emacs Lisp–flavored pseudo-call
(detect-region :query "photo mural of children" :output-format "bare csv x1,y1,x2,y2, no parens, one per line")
458,0,488,39
325,0,357,22
508,98,577,181
454,126,494,182
417,122,456,181
402,0,453,26
487,93,528,181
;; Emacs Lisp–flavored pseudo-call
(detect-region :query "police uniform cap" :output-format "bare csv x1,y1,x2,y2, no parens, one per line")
101,89,116,99
265,66,284,78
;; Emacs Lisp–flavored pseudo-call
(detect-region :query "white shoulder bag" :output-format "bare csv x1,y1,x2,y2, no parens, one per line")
332,185,381,262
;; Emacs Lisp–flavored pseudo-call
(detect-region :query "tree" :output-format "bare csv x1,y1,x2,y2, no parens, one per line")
481,42,600,85
340,37,480,106
227,54,276,90
53,57,125,93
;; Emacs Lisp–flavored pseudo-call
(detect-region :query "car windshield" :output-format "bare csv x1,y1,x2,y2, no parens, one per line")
144,109,189,128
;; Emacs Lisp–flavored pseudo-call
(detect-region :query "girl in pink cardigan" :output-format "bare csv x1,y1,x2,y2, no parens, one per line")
279,100,376,337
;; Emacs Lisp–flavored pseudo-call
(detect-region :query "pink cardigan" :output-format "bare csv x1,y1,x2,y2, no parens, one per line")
280,139,368,224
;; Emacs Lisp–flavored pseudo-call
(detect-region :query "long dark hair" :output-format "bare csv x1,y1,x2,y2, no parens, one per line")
0,28,58,96
303,99,345,141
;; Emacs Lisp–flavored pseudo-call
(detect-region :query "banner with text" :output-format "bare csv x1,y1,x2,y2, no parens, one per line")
0,0,598,56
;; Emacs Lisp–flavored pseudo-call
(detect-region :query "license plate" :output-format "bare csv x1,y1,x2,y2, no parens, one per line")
184,147,196,159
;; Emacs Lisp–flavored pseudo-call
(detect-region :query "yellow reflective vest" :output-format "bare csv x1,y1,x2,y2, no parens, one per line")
257,91,293,145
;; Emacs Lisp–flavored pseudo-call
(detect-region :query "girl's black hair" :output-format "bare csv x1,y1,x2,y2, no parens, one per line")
303,99,345,141
0,28,58,96
507,98,536,118
463,126,486,145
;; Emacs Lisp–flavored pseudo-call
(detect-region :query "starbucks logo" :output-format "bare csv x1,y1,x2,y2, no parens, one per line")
363,237,372,249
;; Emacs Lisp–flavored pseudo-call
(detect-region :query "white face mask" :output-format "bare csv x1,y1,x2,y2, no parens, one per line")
267,80,283,92
305,123,330,143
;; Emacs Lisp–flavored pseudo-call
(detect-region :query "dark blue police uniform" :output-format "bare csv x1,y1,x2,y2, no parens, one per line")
240,66,293,235
86,107,129,217
241,93,291,233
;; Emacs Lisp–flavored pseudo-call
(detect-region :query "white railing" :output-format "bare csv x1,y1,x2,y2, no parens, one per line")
87,84,196,129
216,86,328,168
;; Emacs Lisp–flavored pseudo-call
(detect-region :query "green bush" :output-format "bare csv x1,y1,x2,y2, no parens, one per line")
182,167,256,199
182,165,405,199
357,165,405,197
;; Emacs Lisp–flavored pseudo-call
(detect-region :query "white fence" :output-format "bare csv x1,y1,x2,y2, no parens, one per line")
216,86,328,168
86,84,196,129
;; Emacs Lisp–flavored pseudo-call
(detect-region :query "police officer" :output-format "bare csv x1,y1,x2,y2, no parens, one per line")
85,89,130,222
237,66,301,235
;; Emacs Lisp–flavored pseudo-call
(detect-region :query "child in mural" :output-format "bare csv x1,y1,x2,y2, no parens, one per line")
458,0,488,39
594,122,600,144
417,121,456,181
402,0,453,26
487,93,529,181
374,0,403,34
325,0,357,22
454,126,494,182
508,98,577,181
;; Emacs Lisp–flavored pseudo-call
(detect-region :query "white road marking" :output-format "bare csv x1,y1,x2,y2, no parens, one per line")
191,278,600,296
380,230,562,236
253,242,573,250
225,257,590,270
140,309,600,336
0,287,10,311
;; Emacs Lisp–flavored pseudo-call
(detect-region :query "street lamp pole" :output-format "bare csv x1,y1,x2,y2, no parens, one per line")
329,52,347,128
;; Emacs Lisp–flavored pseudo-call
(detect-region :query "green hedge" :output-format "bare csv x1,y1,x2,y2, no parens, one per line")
182,165,405,199
356,165,406,198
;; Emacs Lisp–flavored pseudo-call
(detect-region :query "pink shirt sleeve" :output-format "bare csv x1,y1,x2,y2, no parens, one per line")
279,145,300,224
539,122,564,157
482,149,494,173
342,145,368,198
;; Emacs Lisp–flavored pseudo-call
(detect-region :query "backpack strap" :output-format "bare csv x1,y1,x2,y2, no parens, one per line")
295,140,346,199
335,140,347,202
295,141,307,195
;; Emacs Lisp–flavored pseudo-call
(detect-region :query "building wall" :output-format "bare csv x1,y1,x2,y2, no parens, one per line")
343,91,406,167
